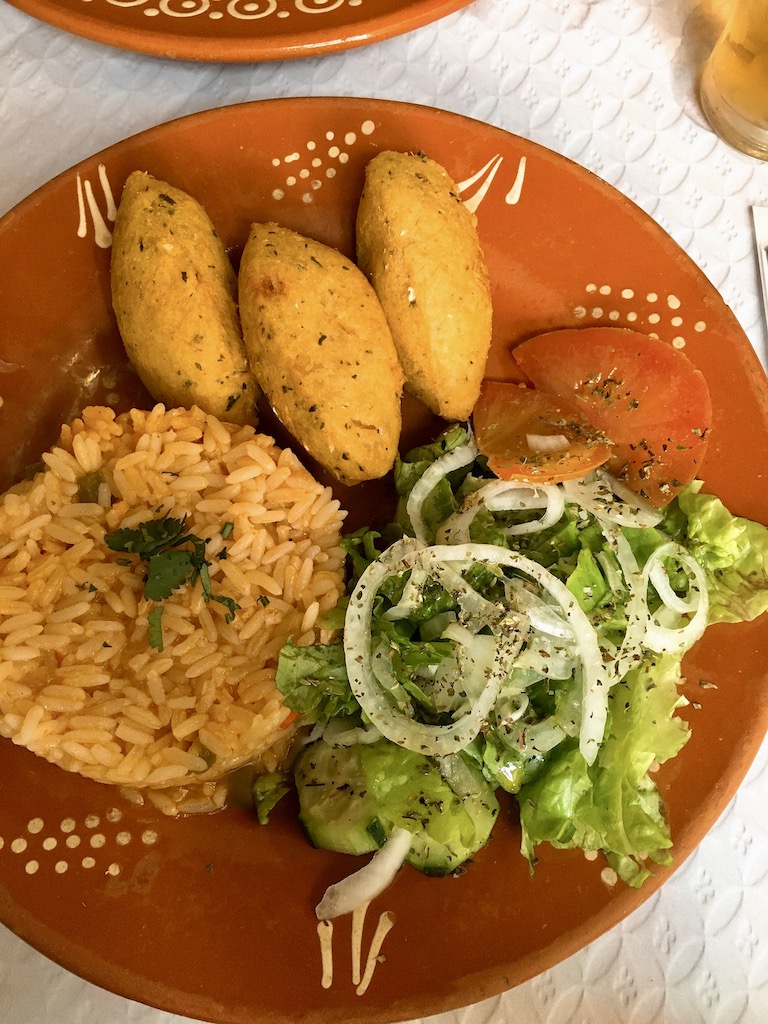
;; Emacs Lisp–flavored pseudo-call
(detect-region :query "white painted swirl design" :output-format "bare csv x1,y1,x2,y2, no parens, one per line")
99,0,353,19
295,0,347,13
227,0,278,20
157,0,210,18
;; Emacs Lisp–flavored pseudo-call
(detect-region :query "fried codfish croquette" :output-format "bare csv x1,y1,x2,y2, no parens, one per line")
111,171,258,424
356,151,493,421
238,223,404,485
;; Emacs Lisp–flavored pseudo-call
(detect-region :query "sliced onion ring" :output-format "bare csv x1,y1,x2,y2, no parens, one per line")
438,480,565,543
406,438,479,545
526,433,570,452
315,827,412,920
594,517,649,680
645,545,698,614
344,540,609,764
563,470,663,528
642,542,709,654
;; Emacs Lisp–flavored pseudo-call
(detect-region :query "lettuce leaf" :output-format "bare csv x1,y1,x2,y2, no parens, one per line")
517,654,689,886
394,424,477,541
566,547,610,611
275,641,358,725
678,487,768,623
252,772,291,825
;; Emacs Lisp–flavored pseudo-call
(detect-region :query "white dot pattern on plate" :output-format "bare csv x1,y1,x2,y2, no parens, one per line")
74,164,115,249
601,867,619,887
270,119,376,204
572,282,706,346
0,810,160,880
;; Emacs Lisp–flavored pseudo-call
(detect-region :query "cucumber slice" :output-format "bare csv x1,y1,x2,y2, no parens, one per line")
361,742,499,876
294,741,381,856
294,737,499,876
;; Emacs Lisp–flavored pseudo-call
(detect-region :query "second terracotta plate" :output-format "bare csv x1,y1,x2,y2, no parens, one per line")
5,0,475,61
0,97,766,1024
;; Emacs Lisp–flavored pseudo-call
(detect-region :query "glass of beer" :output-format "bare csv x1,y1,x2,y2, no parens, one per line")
699,0,768,159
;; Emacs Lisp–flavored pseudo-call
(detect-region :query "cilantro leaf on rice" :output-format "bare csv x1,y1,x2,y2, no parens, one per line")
105,513,240,649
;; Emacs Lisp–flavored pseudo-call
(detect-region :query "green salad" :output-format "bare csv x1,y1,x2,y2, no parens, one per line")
259,424,768,916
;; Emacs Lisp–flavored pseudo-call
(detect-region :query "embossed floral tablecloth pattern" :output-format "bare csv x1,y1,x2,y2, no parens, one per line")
0,0,767,1022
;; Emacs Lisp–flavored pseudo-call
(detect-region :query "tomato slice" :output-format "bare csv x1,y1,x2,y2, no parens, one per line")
512,327,712,506
473,379,612,484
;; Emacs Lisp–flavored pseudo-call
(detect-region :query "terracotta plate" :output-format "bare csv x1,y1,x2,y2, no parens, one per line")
0,98,766,1024
5,0,475,61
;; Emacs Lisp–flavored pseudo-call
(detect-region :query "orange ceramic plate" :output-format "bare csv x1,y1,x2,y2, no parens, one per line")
5,0,475,61
0,98,766,1024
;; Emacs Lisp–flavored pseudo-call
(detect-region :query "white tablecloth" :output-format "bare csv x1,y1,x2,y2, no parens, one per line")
0,1,767,1021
